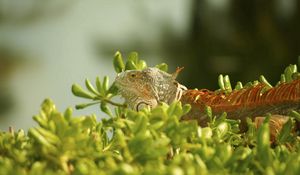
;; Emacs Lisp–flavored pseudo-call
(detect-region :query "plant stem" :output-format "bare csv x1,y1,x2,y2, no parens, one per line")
94,96,127,107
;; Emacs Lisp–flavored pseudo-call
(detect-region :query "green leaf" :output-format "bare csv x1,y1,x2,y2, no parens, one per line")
182,104,191,115
204,105,213,122
101,102,113,117
33,115,48,128
41,98,56,115
252,80,259,86
201,127,213,140
155,63,168,72
137,60,147,70
64,107,72,121
85,78,99,95
259,75,272,88
277,118,293,144
218,74,225,90
292,72,300,80
284,64,297,82
280,74,286,83
128,52,139,64
96,76,104,95
216,122,229,139
256,117,271,165
35,127,60,144
28,128,57,152
234,81,243,90
75,102,100,110
102,76,109,93
132,114,148,135
244,81,253,88
224,75,232,92
289,110,300,122
113,51,125,73
125,60,137,70
71,84,95,99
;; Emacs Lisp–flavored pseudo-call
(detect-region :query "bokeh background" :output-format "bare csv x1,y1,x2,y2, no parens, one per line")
0,0,299,130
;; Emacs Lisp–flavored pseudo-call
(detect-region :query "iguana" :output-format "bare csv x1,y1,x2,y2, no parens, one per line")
114,67,300,139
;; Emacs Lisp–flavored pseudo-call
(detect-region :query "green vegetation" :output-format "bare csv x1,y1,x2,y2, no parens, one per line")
1,52,300,174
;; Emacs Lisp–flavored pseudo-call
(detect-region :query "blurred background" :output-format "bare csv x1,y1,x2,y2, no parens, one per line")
0,0,299,130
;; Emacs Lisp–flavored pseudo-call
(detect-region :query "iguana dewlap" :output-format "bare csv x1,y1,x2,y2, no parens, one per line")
114,67,299,135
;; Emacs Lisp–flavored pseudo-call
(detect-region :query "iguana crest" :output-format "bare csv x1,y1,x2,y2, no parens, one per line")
114,67,187,110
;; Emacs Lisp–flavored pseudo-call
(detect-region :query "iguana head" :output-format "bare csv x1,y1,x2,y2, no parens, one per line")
114,67,187,110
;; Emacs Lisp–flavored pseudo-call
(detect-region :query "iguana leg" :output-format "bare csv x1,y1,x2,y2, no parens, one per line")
254,115,289,142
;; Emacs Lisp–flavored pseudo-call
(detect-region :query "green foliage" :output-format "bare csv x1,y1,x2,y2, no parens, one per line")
1,51,300,174
1,99,300,174
218,63,300,92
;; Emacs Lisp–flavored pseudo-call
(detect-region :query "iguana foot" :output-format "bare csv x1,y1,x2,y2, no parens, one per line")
254,115,289,143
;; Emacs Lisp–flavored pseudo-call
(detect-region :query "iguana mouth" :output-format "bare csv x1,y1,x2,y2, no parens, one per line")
114,73,127,87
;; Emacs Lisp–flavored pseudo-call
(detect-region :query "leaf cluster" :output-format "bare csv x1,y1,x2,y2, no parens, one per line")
1,98,300,174
71,51,168,116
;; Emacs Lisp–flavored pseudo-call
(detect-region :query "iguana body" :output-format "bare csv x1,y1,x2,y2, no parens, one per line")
114,67,299,136
180,84,299,131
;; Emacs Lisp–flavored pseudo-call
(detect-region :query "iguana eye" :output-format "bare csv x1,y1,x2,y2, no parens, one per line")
130,73,136,78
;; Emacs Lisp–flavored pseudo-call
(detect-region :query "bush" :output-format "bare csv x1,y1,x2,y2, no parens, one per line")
0,52,300,174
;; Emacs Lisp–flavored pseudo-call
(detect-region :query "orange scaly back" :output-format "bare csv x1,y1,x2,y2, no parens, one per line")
181,79,300,130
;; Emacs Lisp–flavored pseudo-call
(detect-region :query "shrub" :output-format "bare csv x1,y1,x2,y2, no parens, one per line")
0,52,300,174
